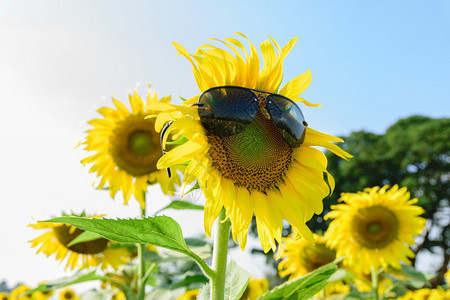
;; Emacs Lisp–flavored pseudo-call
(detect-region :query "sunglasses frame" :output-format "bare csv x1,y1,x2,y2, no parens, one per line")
192,86,308,147
160,121,173,177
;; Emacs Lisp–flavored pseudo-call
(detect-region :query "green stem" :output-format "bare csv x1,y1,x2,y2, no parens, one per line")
210,209,231,300
371,267,380,300
137,197,147,300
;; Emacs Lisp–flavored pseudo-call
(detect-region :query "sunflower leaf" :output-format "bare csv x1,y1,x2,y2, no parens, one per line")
168,274,209,290
224,260,250,300
25,271,98,294
257,259,339,300
197,283,210,300
197,261,249,300
43,216,215,278
24,271,135,299
154,200,204,215
44,216,190,253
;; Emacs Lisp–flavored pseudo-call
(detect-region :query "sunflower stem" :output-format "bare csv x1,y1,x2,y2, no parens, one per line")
210,208,231,300
371,267,380,300
137,197,147,300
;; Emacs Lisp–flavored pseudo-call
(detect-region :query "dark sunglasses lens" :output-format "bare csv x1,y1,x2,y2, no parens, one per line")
266,95,306,147
198,87,259,137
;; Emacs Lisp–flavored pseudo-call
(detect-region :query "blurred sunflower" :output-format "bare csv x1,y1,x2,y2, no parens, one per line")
397,286,450,300
325,185,426,274
0,292,9,300
29,213,129,271
58,289,79,300
33,289,53,300
240,278,270,300
81,86,180,208
177,289,199,300
155,33,351,251
10,285,33,300
112,292,126,300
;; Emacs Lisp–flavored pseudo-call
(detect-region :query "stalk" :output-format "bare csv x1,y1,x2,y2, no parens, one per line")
371,267,380,300
137,195,147,300
210,208,231,300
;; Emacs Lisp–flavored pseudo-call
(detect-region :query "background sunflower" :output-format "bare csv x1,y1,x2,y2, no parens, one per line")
325,185,426,274
81,86,179,208
29,213,130,271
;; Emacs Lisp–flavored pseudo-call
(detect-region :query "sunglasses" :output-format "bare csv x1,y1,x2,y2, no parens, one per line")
192,86,308,148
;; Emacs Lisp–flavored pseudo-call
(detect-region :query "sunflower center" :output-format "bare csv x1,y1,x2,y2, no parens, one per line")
109,114,161,177
63,291,74,299
53,224,108,254
351,205,399,249
299,242,336,272
207,101,293,192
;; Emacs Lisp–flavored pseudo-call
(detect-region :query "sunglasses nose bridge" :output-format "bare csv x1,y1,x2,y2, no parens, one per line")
257,95,272,120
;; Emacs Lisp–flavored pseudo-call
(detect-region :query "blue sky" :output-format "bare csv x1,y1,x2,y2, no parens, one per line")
1,0,449,286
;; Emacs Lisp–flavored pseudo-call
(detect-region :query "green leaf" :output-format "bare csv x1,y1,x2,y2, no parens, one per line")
144,240,211,263
328,268,354,282
25,271,136,299
45,216,190,254
398,264,430,287
67,231,103,247
184,181,201,195
44,216,215,278
26,271,98,294
257,259,339,300
154,200,204,215
196,260,249,300
169,275,209,289
197,283,210,300
224,260,250,300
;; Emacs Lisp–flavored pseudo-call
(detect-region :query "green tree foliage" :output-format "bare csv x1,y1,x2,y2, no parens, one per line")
309,115,449,284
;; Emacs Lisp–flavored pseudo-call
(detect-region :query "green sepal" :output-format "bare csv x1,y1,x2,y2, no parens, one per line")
67,231,103,247
165,136,188,146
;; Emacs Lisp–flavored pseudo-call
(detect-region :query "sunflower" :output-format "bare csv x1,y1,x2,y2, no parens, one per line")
33,289,53,300
0,293,9,300
278,233,336,279
397,286,450,300
278,233,350,297
112,292,126,300
177,289,199,300
154,33,351,251
325,185,426,274
29,213,130,271
58,289,79,300
10,285,33,300
240,278,270,300
81,85,180,208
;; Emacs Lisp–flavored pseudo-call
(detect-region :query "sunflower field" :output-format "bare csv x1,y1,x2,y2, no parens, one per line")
1,2,449,300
